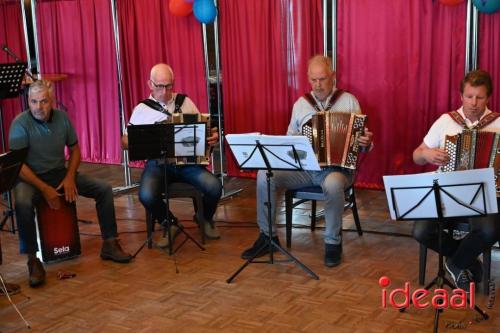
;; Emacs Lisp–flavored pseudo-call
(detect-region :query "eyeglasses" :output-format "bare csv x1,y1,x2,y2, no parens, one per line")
150,80,174,90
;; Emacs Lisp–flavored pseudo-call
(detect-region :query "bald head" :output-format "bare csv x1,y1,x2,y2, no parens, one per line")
307,55,335,102
148,63,175,103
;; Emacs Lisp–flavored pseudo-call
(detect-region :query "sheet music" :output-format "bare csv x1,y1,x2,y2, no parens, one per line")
174,123,206,157
226,133,320,171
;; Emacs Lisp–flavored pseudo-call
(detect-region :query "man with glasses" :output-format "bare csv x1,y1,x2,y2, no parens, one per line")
122,63,222,247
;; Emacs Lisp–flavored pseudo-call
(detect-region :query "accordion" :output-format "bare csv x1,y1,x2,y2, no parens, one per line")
168,113,211,165
443,129,500,191
302,111,367,169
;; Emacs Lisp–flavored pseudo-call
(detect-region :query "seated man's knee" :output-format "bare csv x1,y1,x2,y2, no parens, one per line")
13,182,36,209
412,220,436,243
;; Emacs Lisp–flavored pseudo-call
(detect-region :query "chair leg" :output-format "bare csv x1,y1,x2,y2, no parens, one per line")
419,244,427,285
350,191,363,236
311,200,317,231
285,191,293,248
193,194,205,245
482,249,491,295
146,212,154,249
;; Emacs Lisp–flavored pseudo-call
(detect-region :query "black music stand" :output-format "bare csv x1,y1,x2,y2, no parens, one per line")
0,62,28,233
384,169,495,333
0,148,30,328
127,123,206,256
225,135,320,283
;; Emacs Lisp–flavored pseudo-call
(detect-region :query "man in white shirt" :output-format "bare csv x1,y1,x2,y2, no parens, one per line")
122,64,222,245
413,69,500,293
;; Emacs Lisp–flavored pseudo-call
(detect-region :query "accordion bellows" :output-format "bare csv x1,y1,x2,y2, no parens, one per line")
443,129,500,191
302,111,367,169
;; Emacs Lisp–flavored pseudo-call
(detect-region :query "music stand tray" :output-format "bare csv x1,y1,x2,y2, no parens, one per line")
127,123,206,256
383,168,495,332
225,134,320,283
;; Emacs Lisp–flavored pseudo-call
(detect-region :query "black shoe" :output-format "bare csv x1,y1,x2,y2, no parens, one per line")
445,259,473,293
468,258,483,284
27,257,46,287
324,243,342,267
241,232,280,259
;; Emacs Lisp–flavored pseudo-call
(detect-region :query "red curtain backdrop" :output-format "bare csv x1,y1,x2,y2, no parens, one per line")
337,0,467,188
478,11,500,114
117,0,207,121
0,0,26,153
219,0,323,177
35,0,121,163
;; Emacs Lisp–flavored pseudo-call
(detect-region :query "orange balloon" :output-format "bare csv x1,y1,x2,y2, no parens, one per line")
169,0,193,17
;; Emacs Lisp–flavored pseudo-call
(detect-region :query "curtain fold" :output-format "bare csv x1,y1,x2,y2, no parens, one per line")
478,12,499,114
0,0,26,153
35,0,121,163
117,0,207,122
219,0,323,177
337,0,466,188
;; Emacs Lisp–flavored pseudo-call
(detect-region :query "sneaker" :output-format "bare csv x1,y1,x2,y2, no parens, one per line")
0,282,21,296
468,259,483,284
27,257,46,287
193,215,221,240
241,232,280,259
445,259,473,293
100,238,132,263
156,223,183,249
325,243,342,267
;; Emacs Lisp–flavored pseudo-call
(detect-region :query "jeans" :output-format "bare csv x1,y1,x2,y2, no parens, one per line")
13,168,118,255
256,167,353,245
138,160,222,222
412,198,500,269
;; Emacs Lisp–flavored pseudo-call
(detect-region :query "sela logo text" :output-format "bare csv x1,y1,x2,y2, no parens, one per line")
379,276,474,309
54,246,70,255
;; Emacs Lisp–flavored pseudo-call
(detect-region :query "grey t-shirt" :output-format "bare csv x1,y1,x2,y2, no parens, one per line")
8,109,78,175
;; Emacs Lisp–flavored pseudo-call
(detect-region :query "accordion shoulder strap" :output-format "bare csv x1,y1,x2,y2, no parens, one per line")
303,88,344,112
140,99,171,116
447,110,500,129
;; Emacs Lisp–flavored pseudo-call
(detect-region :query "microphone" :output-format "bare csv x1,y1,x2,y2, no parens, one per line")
1,44,22,63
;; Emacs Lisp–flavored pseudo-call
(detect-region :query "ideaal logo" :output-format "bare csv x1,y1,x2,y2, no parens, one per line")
379,276,474,309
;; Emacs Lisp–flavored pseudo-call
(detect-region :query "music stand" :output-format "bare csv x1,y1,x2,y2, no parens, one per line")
383,169,495,333
0,148,30,328
0,62,28,233
127,123,206,256
225,134,320,283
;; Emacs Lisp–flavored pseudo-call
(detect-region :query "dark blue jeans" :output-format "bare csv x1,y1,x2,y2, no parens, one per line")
13,168,118,254
139,160,222,223
412,197,500,269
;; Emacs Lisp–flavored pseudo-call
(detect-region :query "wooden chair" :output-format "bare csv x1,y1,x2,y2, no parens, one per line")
284,185,362,248
145,182,205,248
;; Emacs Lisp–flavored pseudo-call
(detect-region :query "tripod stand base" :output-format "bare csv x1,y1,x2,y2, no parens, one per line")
226,239,319,283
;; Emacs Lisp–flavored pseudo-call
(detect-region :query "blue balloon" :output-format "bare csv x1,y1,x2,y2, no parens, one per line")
472,0,500,13
193,0,218,24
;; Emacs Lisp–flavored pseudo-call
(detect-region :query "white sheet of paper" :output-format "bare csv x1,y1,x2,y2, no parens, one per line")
174,123,206,157
383,168,498,220
226,133,320,171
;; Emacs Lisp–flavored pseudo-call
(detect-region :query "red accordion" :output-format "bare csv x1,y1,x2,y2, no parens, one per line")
302,111,367,170
443,129,500,191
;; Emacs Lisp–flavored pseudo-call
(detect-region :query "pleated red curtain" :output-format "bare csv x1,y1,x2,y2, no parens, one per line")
337,0,467,188
478,11,500,114
0,0,26,153
36,0,121,163
117,0,207,121
219,0,323,177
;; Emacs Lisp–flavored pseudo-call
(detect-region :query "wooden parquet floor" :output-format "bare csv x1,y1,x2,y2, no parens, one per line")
1,164,499,333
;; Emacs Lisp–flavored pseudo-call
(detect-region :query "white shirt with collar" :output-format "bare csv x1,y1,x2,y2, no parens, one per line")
423,106,500,149
287,88,361,135
128,93,199,126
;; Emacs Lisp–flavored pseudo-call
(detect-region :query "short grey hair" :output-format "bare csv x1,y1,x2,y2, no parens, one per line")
28,79,53,98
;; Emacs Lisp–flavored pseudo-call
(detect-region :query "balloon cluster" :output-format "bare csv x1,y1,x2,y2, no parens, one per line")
169,0,218,24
